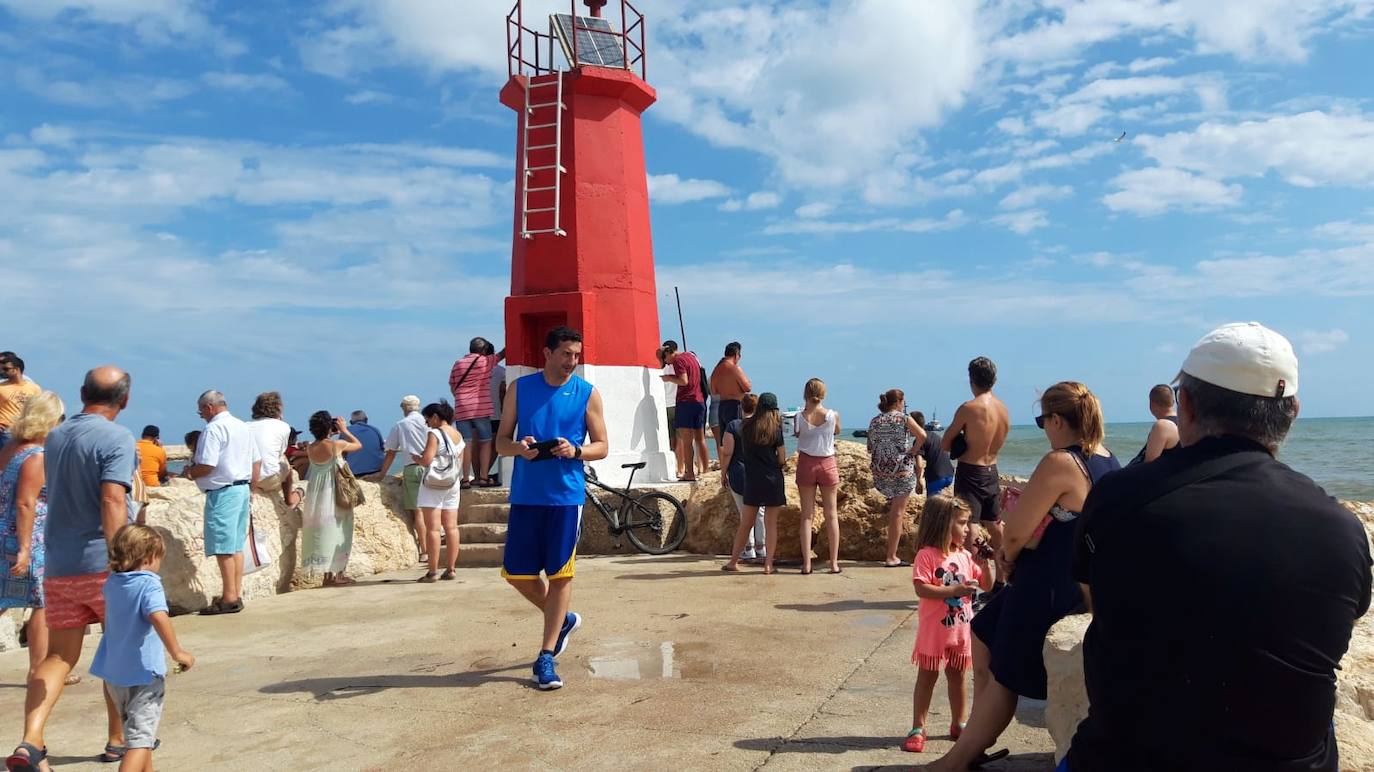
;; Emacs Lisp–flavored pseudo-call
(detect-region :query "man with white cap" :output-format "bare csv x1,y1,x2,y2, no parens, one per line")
1066,322,1371,772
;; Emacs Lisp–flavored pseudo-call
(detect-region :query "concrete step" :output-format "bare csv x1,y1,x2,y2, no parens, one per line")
461,487,511,507
458,523,508,544
460,503,509,525
441,542,504,567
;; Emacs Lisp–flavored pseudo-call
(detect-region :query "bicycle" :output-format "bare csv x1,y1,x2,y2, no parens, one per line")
584,461,688,554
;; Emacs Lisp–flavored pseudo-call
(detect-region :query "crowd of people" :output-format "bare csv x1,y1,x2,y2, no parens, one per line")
656,325,1371,771
0,319,1369,770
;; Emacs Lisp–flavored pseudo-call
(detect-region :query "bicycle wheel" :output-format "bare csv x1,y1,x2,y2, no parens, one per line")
623,491,688,555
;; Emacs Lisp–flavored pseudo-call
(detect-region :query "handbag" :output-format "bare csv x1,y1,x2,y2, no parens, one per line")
243,512,275,575
422,431,460,490
333,456,366,508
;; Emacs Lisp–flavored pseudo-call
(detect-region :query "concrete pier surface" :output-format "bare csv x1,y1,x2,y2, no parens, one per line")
0,555,1054,770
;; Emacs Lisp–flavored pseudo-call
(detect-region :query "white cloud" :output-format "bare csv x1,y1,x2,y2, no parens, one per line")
646,173,730,204
795,202,835,219
992,209,1050,234
1314,217,1374,242
630,0,984,190
1298,329,1351,354
1136,111,1374,187
0,0,237,51
1104,167,1242,215
14,66,194,109
996,117,1028,136
201,71,291,93
762,209,966,236
991,0,1364,65
29,124,76,147
998,184,1073,210
345,90,395,105
720,191,781,212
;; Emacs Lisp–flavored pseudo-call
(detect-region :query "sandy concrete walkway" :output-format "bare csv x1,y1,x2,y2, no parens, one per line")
0,556,1055,770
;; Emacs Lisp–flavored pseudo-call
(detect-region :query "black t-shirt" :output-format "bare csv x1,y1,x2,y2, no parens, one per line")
1070,435,1372,772
920,431,955,481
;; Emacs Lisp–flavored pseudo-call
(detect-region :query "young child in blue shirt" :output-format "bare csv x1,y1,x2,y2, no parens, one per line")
91,524,195,771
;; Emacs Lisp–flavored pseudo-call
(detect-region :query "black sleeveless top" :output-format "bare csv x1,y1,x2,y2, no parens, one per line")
1127,415,1178,467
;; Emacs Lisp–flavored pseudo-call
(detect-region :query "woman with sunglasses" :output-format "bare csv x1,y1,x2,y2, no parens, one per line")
927,381,1119,770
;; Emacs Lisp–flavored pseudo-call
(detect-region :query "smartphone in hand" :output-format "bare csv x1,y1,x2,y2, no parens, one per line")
529,439,560,461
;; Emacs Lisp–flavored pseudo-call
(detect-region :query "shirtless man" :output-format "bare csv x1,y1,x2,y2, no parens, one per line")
942,357,1011,558
1127,384,1180,466
709,342,751,447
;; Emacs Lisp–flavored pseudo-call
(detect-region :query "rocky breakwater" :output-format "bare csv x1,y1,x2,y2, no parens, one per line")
143,477,415,613
680,440,925,562
1044,500,1374,770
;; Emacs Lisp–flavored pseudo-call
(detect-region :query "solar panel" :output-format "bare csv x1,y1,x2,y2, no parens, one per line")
551,13,627,68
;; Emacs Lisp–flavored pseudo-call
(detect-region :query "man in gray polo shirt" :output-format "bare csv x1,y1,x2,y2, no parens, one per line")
10,366,134,769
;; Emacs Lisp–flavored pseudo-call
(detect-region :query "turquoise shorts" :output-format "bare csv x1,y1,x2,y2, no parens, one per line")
204,485,250,556
502,505,581,581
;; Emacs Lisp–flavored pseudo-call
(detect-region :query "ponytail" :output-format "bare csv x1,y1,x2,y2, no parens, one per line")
1039,381,1104,453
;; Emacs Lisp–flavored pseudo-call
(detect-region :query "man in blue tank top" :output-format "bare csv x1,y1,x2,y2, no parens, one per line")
495,326,609,690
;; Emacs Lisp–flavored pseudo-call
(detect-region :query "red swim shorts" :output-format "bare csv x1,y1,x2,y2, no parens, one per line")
796,453,840,487
44,573,109,630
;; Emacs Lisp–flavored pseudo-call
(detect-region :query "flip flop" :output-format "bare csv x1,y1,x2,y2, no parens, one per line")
883,560,910,568
969,748,1011,768
719,564,740,572
64,673,82,686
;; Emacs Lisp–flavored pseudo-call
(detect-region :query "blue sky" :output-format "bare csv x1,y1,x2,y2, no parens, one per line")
2,0,1373,442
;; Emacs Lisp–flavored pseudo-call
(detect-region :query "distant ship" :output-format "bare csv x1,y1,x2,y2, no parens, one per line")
781,407,800,434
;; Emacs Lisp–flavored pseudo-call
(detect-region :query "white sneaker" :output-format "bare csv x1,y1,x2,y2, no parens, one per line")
740,548,757,561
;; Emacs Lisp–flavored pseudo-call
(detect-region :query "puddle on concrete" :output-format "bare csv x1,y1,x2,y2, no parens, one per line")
584,639,717,680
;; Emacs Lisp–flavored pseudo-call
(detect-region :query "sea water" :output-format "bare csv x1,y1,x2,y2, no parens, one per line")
822,416,1373,502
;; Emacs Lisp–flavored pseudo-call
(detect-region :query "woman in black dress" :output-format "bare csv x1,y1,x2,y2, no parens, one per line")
739,392,787,574
928,382,1119,770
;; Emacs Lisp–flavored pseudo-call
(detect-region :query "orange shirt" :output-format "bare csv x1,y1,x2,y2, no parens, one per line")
136,439,168,487
0,379,40,428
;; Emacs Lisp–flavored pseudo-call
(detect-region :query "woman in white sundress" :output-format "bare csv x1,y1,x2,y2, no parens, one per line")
302,411,362,586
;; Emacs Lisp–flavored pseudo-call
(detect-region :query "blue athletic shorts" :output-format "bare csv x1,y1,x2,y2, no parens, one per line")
927,475,955,497
502,504,582,581
203,485,250,556
674,401,706,431
454,417,493,442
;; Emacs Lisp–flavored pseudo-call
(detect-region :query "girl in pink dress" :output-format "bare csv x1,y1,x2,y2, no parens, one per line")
904,496,992,753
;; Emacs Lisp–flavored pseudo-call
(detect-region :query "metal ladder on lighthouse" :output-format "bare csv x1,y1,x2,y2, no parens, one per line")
520,71,567,238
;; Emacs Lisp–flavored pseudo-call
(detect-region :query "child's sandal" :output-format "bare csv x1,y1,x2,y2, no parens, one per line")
950,722,965,740
901,728,925,753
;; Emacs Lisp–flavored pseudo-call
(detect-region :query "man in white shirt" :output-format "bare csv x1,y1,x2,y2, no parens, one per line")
249,390,301,508
374,395,431,559
186,390,261,616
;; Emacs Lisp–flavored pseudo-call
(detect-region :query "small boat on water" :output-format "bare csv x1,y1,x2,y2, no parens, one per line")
852,429,868,438
781,408,800,433
925,420,943,432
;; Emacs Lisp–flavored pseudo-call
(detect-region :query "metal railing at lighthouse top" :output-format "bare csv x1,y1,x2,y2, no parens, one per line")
506,0,646,80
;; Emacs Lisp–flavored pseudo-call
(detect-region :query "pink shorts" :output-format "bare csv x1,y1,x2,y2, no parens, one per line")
796,453,840,487
44,573,108,630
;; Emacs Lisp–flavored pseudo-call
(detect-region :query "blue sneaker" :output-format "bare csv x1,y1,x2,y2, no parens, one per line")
553,611,582,659
532,652,562,690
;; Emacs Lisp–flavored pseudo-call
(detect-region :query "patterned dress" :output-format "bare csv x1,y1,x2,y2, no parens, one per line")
868,411,917,500
0,446,46,608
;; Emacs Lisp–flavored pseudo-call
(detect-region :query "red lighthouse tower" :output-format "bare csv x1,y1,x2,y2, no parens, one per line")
502,0,671,483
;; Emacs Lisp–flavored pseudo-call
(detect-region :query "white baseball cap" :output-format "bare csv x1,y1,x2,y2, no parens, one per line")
1178,322,1299,398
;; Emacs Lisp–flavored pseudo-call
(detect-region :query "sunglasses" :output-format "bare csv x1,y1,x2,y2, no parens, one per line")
1035,414,1052,429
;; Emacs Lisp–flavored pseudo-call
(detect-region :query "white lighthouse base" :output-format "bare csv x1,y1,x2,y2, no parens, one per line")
500,364,676,488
